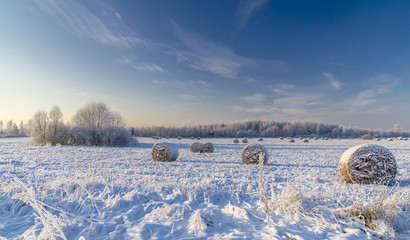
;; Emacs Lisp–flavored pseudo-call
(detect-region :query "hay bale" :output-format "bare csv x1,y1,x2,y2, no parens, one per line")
338,144,397,185
151,142,179,162
242,138,248,143
289,138,295,143
165,136,170,139
258,138,263,141
303,139,309,143
201,142,214,153
233,138,239,143
177,136,182,140
190,142,203,153
190,136,195,140
241,144,268,165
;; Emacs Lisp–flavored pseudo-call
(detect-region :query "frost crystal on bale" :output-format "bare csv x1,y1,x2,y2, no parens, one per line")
190,142,203,153
151,142,179,162
201,142,214,153
338,144,397,185
241,144,268,165
233,138,239,143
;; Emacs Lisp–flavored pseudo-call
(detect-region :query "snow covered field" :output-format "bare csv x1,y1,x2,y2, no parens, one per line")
0,137,409,239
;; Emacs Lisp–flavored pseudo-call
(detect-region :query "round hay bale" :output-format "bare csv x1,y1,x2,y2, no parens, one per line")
190,142,203,153
177,136,182,140
201,142,214,153
233,138,239,143
279,137,284,140
196,137,201,140
241,144,268,165
338,144,397,185
242,138,248,143
151,142,179,162
165,136,170,139
289,138,295,143
190,136,195,140
258,138,263,141
303,138,309,143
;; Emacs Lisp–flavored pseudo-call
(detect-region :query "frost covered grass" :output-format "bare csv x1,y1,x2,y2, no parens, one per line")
0,137,408,239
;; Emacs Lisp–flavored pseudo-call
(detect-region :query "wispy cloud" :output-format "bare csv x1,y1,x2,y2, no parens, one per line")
171,21,241,78
272,84,295,93
348,74,399,110
152,79,167,85
240,93,266,104
118,57,164,73
322,72,342,89
179,94,196,101
236,0,267,30
34,0,145,48
170,21,286,79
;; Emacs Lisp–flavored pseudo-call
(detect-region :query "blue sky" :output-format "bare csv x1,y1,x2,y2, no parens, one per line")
1,0,409,130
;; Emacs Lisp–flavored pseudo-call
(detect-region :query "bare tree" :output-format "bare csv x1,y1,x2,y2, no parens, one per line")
48,105,64,145
29,111,48,145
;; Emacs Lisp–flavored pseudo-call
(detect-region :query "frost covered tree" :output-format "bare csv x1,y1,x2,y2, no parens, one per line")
29,110,48,145
71,102,134,146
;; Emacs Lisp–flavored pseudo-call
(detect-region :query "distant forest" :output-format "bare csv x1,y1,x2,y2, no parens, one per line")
131,120,409,139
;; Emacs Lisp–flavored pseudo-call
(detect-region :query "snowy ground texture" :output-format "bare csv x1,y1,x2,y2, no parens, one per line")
0,137,409,240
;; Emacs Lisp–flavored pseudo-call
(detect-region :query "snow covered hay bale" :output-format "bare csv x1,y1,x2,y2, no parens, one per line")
338,144,397,185
177,136,183,140
190,142,203,153
151,142,179,162
303,138,309,143
241,144,268,165
289,138,295,143
233,138,239,143
242,138,248,143
258,138,263,141
201,142,214,153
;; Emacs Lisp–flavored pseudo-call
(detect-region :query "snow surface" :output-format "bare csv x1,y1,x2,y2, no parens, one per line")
0,137,409,239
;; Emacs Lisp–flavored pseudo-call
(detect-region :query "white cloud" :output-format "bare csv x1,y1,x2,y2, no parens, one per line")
35,0,145,48
322,72,342,89
240,93,266,104
236,0,267,30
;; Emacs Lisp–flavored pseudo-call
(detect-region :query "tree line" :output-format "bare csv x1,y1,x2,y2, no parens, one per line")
0,120,27,137
131,120,410,139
